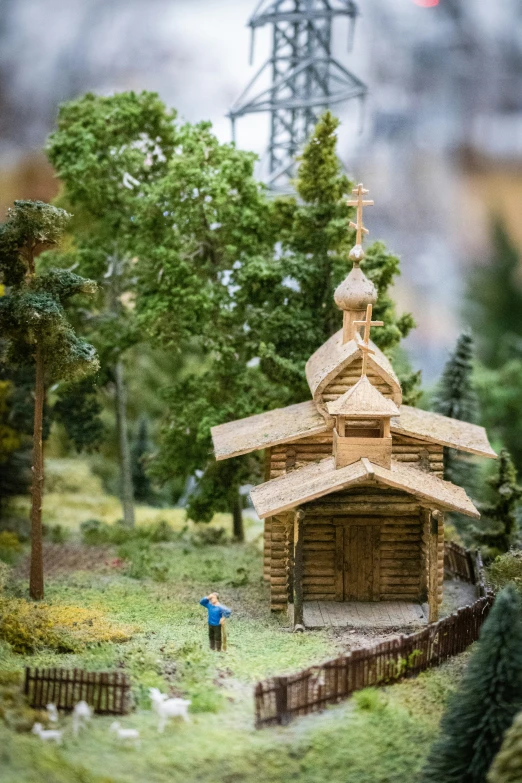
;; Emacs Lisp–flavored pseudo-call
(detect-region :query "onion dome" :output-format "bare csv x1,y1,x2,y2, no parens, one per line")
334,265,377,312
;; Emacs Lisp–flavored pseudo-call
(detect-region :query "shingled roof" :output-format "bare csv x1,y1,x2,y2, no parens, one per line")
211,401,496,461
250,457,480,519
327,375,400,417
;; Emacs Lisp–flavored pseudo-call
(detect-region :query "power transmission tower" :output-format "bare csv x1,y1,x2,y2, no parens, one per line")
229,0,367,189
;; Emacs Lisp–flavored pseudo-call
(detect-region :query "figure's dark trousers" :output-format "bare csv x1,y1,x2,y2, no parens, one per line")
208,624,222,651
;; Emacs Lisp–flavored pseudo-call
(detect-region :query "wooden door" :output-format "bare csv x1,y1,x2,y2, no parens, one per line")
343,524,381,601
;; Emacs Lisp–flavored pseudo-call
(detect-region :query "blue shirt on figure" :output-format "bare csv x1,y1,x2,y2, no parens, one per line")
200,596,232,626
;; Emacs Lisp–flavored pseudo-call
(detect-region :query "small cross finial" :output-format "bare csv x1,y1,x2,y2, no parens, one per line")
346,183,374,265
353,304,384,376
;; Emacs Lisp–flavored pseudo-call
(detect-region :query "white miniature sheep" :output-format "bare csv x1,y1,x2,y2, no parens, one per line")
72,700,92,736
149,687,191,733
46,703,59,723
32,722,63,744
110,721,140,745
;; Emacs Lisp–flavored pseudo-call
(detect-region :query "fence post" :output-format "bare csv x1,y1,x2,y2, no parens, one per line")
274,676,290,725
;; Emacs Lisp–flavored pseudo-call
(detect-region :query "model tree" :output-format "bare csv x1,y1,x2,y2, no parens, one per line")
487,712,522,783
136,111,419,535
46,90,177,526
421,585,522,783
467,221,522,472
131,416,154,505
0,201,98,599
474,449,522,559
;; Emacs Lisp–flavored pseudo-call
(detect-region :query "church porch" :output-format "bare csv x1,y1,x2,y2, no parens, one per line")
290,600,428,630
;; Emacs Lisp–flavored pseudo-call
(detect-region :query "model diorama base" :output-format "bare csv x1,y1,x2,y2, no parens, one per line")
289,600,427,630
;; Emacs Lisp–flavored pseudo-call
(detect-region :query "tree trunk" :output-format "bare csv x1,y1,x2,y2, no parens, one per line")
231,492,244,542
114,360,135,527
29,341,45,600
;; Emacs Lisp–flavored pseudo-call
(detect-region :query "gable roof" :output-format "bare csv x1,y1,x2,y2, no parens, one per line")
305,330,402,405
327,375,400,417
250,456,480,519
391,406,497,459
211,400,329,461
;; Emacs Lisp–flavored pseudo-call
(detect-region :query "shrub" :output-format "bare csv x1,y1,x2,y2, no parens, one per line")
0,561,11,594
43,524,70,544
0,599,136,654
354,687,389,713
488,711,522,783
80,518,112,545
486,550,522,596
0,531,22,565
191,526,228,547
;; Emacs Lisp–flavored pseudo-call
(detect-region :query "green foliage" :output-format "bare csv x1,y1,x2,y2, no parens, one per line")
475,450,522,559
131,417,154,504
0,599,79,654
422,586,522,783
467,222,522,475
486,550,522,596
353,687,389,713
0,561,11,593
80,518,177,548
53,376,105,453
467,221,522,369
0,532,22,565
475,360,522,474
139,111,417,520
434,332,478,488
487,711,522,783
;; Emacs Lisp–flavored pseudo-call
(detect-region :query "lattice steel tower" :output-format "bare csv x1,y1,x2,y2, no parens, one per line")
229,0,367,188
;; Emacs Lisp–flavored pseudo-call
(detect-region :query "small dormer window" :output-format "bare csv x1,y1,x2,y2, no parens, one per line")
326,375,398,470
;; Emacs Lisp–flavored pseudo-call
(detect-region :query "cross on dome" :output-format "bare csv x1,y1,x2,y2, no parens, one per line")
353,304,384,376
347,183,374,264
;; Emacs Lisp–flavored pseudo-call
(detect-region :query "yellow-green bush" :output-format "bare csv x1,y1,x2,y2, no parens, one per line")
486,550,522,596
0,561,11,594
0,599,136,654
0,531,22,565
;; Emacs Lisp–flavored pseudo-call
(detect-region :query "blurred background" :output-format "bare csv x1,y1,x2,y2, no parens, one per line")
0,0,521,379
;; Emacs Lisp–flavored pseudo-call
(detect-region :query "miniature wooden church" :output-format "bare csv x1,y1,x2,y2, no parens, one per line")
212,184,496,627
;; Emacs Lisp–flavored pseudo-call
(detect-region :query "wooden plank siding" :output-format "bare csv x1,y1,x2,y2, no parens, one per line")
298,488,425,604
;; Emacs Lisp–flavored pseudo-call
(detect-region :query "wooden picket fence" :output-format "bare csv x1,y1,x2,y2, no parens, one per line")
444,540,477,583
24,668,131,714
254,594,494,727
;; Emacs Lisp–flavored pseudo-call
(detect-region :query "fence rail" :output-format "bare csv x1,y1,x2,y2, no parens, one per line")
24,668,131,714
444,541,477,583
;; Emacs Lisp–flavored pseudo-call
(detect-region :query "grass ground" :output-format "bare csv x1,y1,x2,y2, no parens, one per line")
0,461,462,783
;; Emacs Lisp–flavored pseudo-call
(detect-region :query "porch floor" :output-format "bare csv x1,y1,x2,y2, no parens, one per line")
300,601,428,629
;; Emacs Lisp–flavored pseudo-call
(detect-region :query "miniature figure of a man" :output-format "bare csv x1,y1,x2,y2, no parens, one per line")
199,593,231,651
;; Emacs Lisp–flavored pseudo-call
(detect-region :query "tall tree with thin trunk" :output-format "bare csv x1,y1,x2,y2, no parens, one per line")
46,91,178,526
0,201,98,598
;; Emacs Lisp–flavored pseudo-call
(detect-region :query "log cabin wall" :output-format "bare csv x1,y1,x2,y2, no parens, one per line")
268,434,444,479
269,513,293,612
322,358,393,403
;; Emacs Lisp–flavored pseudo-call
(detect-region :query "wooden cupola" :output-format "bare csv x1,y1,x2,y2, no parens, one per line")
326,302,399,469
327,375,399,469
334,183,378,344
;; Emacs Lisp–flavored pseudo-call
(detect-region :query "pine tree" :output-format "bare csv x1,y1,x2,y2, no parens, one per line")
422,586,522,783
137,111,419,530
434,331,479,483
475,449,522,559
487,711,522,783
0,201,98,599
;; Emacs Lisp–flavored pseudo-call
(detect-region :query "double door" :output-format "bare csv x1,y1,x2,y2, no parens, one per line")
336,522,381,601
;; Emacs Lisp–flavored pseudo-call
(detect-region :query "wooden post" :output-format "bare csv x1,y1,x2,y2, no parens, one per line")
428,511,441,623
293,509,305,629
